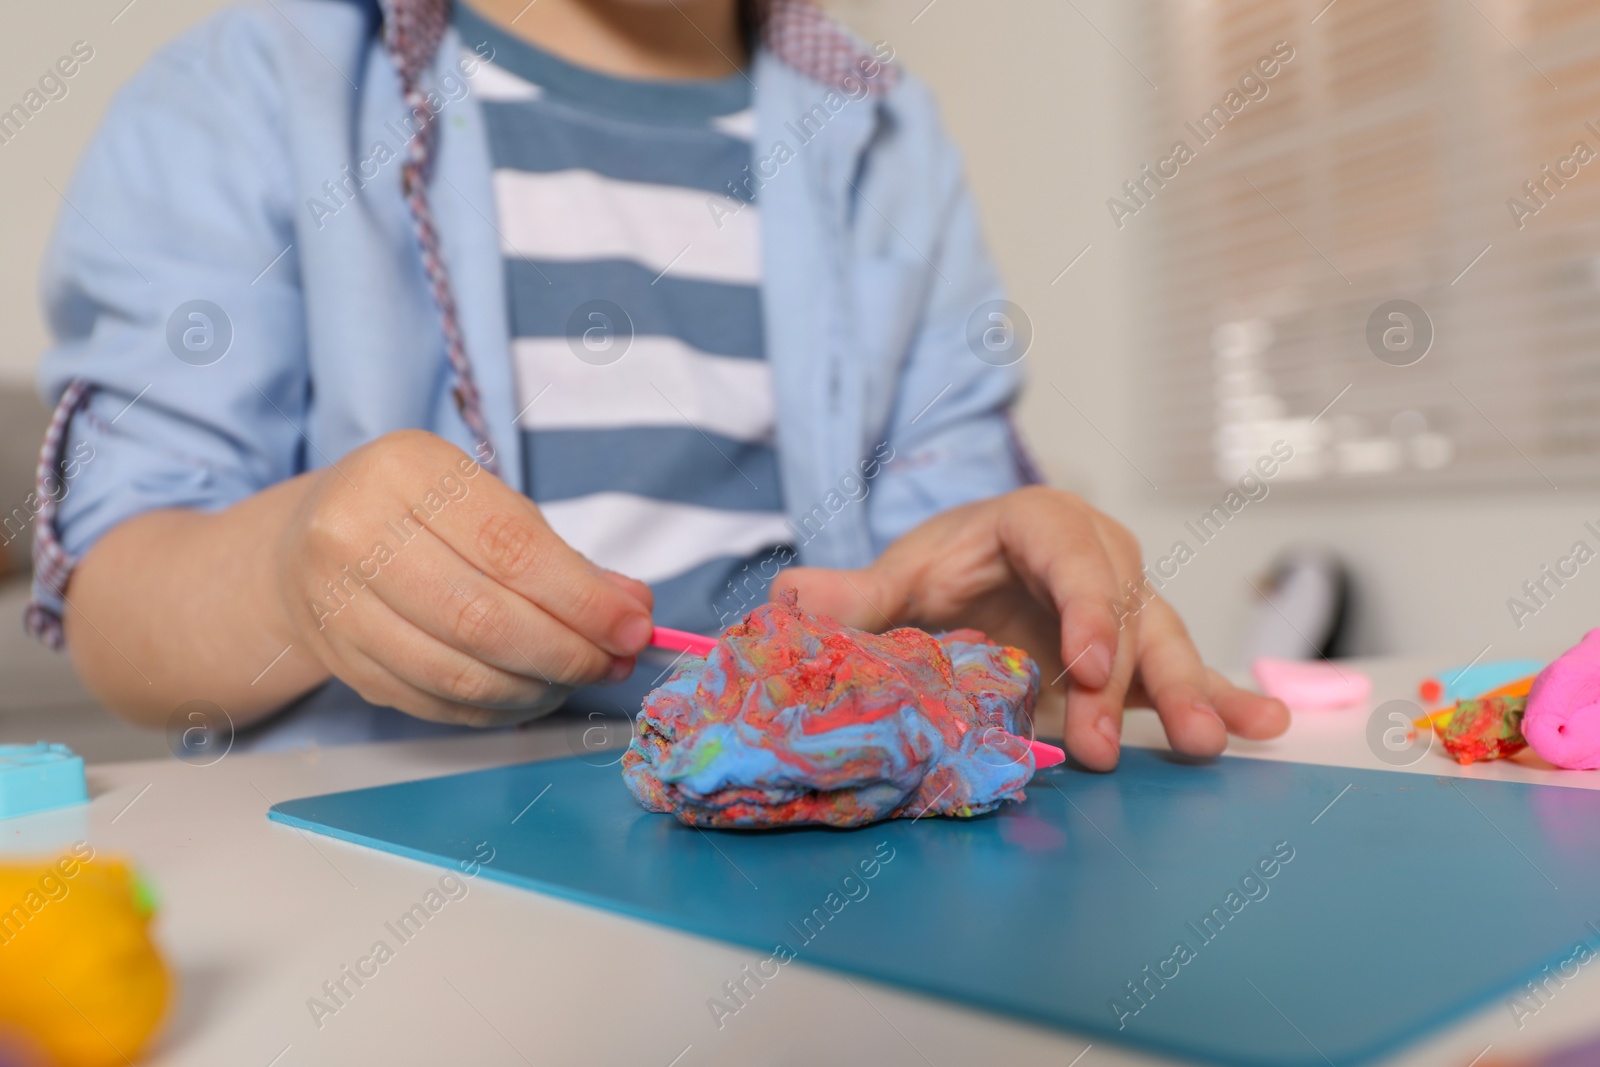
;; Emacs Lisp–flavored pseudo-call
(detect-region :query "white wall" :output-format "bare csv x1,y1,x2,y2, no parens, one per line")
8,0,1598,667
831,0,1600,668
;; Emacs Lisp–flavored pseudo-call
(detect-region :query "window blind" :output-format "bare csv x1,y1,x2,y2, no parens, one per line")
1127,0,1600,489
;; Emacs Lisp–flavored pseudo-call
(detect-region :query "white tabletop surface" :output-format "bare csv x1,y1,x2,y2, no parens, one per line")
6,657,1600,1067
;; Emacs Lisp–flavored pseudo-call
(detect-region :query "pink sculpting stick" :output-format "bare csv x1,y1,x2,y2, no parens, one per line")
648,627,1068,770
1028,740,1067,768
650,627,718,657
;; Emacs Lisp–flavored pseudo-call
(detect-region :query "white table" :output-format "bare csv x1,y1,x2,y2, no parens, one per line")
7,658,1600,1067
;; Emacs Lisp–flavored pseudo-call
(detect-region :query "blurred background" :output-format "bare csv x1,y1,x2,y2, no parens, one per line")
4,0,1598,757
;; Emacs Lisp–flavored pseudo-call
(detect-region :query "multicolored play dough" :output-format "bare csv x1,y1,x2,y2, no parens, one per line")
1438,694,1528,765
622,592,1042,828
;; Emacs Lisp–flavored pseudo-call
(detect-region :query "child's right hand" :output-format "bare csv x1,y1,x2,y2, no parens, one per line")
274,430,654,726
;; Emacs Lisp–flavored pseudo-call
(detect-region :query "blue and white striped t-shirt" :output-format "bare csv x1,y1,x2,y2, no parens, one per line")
456,6,792,635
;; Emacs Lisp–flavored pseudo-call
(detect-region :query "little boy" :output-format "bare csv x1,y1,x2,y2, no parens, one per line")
31,0,1286,763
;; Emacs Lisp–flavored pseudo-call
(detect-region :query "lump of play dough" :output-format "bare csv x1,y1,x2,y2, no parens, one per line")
1438,695,1528,766
1251,657,1371,710
1524,629,1600,770
0,855,170,1067
622,591,1041,828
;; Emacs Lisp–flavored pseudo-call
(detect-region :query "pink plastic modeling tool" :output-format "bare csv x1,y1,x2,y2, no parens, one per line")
650,627,718,657
1027,740,1067,768
647,627,1068,770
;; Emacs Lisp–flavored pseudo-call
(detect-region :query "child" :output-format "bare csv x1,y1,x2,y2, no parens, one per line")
30,0,1287,764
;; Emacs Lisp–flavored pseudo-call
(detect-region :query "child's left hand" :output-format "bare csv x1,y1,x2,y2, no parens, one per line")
769,486,1291,771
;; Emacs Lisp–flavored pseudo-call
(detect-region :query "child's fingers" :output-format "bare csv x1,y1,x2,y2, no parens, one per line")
996,490,1130,691
427,487,652,657
1130,598,1229,758
1061,598,1142,772
599,569,655,613
1203,668,1291,740
1121,602,1292,746
356,531,621,686
1052,505,1166,768
317,589,570,714
335,641,568,728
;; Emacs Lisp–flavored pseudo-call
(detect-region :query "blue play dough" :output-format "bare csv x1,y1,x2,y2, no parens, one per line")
1434,659,1546,702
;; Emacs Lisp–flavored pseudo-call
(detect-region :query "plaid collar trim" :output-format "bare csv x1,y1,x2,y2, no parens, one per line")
381,0,899,97
759,0,899,97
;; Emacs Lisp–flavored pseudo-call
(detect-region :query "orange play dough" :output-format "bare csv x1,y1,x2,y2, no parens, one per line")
0,854,171,1066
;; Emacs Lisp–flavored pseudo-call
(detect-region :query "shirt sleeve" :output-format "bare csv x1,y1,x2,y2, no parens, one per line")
862,76,1041,556
28,11,309,644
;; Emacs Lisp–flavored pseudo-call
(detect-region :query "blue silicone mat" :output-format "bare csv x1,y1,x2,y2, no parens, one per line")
269,750,1600,1066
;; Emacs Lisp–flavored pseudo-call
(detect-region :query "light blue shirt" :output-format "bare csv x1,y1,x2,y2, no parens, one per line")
34,0,1031,744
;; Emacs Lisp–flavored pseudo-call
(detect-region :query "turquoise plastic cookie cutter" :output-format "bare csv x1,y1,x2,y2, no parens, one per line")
0,743,88,819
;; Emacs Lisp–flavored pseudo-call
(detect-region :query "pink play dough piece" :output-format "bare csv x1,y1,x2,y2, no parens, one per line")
1250,657,1371,710
1523,629,1600,770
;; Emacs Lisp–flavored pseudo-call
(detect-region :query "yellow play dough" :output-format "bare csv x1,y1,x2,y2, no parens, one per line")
0,851,171,1066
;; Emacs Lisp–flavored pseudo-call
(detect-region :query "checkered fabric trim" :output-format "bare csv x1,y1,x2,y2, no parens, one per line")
762,0,899,96
381,0,501,475
25,378,93,646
